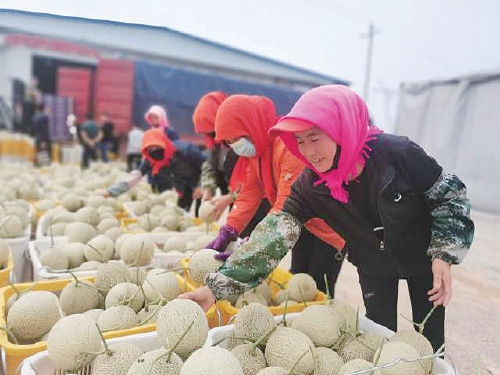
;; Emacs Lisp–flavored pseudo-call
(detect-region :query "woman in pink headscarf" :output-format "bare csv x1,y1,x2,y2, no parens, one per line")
180,85,474,352
145,105,180,141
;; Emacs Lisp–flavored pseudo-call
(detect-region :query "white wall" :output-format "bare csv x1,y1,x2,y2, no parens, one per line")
0,45,32,102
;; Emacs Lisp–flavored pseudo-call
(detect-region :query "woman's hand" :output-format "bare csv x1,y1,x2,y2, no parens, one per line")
202,189,213,201
178,286,215,312
428,258,452,306
210,195,233,221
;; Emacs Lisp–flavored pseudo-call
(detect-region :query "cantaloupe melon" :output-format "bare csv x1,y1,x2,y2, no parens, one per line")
389,330,433,374
65,222,97,244
187,249,223,286
7,291,62,341
198,201,216,223
85,235,115,262
290,305,343,347
0,215,24,238
95,261,131,296
97,218,120,233
180,346,243,375
286,273,317,302
138,214,160,231
62,242,87,268
61,193,83,212
142,269,181,304
59,279,101,315
97,305,138,331
74,206,100,226
231,344,267,375
265,326,315,375
126,348,183,375
338,332,385,363
163,237,188,252
91,342,143,375
105,282,145,313
235,291,268,308
313,347,344,375
376,341,426,375
47,314,101,371
156,299,209,359
233,303,276,345
255,367,288,375
191,234,216,251
338,359,378,375
120,236,154,266
40,246,69,270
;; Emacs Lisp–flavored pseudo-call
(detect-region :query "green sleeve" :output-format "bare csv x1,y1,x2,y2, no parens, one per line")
424,173,474,264
200,160,217,194
205,212,302,302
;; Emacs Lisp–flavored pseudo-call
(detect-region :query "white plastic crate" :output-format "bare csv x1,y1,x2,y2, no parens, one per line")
19,331,161,375
29,238,157,280
5,207,33,283
206,313,458,375
35,214,67,241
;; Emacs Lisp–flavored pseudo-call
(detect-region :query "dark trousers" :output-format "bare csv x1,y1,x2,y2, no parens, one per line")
290,229,344,298
176,186,201,215
240,199,271,238
82,145,97,169
358,270,445,351
127,153,142,172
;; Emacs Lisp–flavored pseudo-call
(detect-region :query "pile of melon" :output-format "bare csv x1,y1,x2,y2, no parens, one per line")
208,301,436,375
3,265,187,348
36,296,436,375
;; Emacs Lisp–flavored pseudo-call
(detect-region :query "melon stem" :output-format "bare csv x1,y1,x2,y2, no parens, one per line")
400,304,438,334
288,347,311,375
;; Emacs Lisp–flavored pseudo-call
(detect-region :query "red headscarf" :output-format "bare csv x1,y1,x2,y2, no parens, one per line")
193,91,228,150
215,95,277,203
141,129,176,175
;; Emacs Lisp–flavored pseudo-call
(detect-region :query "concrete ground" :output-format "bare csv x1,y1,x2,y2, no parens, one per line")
277,210,499,375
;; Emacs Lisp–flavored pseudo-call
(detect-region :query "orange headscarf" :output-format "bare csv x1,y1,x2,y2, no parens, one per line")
215,95,277,203
141,129,176,175
192,91,228,150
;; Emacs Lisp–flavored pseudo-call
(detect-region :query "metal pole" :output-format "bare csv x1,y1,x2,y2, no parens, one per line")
362,21,378,104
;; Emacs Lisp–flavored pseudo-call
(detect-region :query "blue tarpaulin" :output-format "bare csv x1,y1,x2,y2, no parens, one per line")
133,60,309,135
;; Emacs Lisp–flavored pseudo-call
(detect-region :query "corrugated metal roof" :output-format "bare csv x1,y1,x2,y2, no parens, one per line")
0,8,349,87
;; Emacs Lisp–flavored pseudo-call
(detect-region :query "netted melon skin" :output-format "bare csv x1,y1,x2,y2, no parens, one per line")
264,326,315,375
157,299,209,360
188,249,223,285
377,341,426,375
231,344,267,375
7,291,62,341
233,303,276,344
47,314,101,371
390,330,433,374
126,348,183,375
95,262,131,296
291,305,343,347
105,282,145,312
97,305,138,331
286,273,317,302
91,342,143,375
180,346,244,375
60,280,101,315
142,269,181,304
235,291,268,308
313,347,344,375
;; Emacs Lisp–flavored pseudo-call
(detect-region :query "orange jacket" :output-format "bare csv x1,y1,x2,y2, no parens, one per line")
226,137,303,232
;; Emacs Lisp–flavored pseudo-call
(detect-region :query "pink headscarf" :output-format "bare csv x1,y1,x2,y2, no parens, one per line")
270,85,382,204
145,105,170,130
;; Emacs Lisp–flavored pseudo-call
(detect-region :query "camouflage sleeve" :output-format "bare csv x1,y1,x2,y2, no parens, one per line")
205,212,302,302
200,160,217,194
424,172,474,264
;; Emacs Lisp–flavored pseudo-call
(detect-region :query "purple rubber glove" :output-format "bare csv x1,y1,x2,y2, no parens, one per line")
214,249,234,261
207,225,238,253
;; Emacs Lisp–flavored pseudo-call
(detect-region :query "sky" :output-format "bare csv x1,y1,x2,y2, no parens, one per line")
2,0,500,131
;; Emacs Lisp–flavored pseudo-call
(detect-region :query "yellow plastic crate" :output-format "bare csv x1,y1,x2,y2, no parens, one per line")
0,274,219,374
216,267,327,325
0,253,13,288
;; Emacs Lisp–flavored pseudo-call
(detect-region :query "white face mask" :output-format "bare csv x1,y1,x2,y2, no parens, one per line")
230,138,257,157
